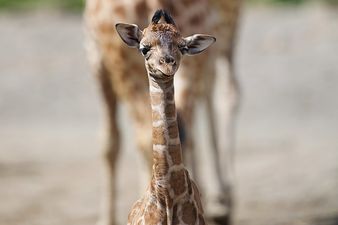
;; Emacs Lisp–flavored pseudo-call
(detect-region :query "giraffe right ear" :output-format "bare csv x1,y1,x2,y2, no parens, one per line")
115,23,142,48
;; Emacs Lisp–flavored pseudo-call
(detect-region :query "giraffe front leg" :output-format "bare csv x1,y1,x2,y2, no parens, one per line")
174,66,200,187
127,98,153,193
207,54,240,225
94,61,120,225
204,95,233,225
176,96,198,181
134,119,153,192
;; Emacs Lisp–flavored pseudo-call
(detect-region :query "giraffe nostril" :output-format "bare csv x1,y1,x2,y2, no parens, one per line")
165,55,175,64
165,56,175,64
160,56,175,65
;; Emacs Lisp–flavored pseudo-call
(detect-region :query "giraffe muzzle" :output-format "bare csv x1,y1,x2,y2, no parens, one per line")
159,55,176,66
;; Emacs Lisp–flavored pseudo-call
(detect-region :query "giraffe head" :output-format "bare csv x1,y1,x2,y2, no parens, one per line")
116,9,216,79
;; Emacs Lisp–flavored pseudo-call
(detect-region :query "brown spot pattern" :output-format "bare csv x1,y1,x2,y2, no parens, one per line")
182,201,197,224
168,144,182,165
170,169,186,196
158,0,176,16
153,150,169,177
189,14,203,26
135,0,149,19
172,204,180,225
144,202,162,225
182,0,195,7
152,126,167,145
165,91,174,101
99,22,113,34
114,5,126,17
168,122,178,138
165,103,176,118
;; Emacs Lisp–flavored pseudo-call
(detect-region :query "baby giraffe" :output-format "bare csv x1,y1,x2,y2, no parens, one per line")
116,10,215,225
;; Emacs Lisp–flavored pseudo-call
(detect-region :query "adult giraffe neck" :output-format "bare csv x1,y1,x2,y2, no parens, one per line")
148,74,188,198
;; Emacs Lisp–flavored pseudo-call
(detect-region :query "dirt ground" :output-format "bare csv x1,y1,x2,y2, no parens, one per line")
0,4,338,225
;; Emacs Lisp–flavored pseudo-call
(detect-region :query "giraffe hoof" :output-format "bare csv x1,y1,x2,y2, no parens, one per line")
205,197,232,225
210,214,231,225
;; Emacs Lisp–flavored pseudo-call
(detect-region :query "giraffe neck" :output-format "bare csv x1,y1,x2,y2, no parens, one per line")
148,74,188,199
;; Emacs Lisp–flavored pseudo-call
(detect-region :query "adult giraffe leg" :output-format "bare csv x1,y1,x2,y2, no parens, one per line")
211,53,240,225
179,102,198,180
131,104,153,191
174,69,198,182
89,49,120,225
204,93,233,225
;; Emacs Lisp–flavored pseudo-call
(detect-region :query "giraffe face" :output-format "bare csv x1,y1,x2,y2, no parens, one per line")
140,23,183,78
116,10,216,79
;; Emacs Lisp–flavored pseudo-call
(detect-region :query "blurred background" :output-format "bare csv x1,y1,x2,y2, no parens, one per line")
0,0,338,225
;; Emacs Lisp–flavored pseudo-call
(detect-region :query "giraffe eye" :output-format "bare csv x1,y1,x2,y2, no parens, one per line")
140,45,151,56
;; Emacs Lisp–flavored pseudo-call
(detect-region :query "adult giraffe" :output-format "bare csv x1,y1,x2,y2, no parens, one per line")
84,1,242,224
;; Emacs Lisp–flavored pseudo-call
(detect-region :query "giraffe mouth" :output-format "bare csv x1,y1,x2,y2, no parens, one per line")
147,63,177,78
159,70,174,77
150,69,174,79
158,64,178,77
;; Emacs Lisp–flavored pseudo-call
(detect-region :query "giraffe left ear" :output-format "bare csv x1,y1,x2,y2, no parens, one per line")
183,34,216,55
115,23,142,48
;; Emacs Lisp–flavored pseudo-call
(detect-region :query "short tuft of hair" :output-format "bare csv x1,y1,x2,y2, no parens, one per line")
151,9,176,26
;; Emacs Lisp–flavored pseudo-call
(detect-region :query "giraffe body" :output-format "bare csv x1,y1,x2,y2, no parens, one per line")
85,0,241,104
84,1,242,224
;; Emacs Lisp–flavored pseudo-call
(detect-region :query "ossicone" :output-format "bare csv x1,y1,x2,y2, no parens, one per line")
151,9,176,26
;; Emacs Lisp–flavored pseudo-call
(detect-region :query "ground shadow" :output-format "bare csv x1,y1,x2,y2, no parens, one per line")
310,215,338,225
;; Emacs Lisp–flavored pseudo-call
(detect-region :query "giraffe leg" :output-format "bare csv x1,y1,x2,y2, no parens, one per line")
126,98,153,192
209,53,240,225
93,60,120,225
174,62,202,190
134,119,153,191
204,94,233,225
177,97,198,181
